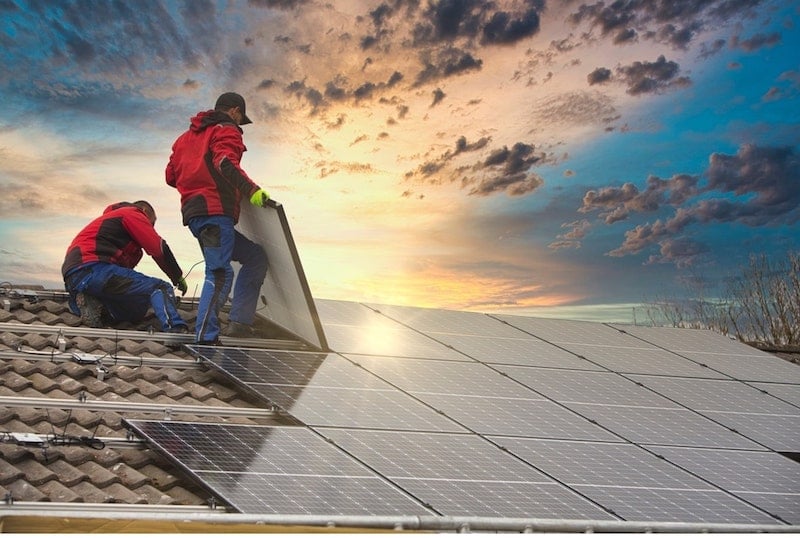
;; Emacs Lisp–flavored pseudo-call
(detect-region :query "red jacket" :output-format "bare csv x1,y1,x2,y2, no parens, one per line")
61,202,183,284
165,110,260,225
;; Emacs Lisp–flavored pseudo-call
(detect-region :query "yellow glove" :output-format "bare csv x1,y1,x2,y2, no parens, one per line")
176,277,188,296
250,188,270,207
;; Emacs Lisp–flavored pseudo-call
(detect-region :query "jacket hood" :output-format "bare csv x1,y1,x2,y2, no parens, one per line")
190,110,242,133
103,201,136,214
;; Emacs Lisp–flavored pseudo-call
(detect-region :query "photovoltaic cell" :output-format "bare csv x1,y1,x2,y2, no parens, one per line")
124,420,433,516
321,322,470,360
700,412,800,452
751,382,800,408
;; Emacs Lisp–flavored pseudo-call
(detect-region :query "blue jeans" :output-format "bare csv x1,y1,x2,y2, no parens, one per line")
64,262,187,331
188,215,268,343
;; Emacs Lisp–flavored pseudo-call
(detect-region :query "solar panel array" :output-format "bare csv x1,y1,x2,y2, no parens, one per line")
128,299,799,524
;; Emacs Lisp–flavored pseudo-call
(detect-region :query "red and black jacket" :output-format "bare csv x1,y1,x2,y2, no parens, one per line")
165,110,261,225
61,202,183,285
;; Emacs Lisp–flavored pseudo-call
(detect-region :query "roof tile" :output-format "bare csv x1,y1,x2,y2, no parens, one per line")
2,370,32,391
14,458,58,486
104,482,148,504
7,478,48,501
39,479,83,502
0,458,24,485
44,458,89,487
71,480,114,503
110,461,150,489
29,372,59,393
77,460,121,488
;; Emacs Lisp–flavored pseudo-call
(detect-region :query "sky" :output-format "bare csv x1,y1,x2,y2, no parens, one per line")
1,0,798,323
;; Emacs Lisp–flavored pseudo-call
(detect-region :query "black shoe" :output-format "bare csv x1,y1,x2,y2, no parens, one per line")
76,293,105,328
196,338,222,346
222,321,256,338
167,324,190,334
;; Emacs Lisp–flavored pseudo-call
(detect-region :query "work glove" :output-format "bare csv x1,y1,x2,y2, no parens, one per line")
176,276,188,296
250,188,270,208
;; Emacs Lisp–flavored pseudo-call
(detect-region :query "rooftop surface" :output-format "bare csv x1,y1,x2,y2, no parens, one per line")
0,283,798,533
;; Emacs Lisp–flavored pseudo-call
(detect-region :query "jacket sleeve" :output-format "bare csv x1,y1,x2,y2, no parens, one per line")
122,210,184,284
210,124,261,198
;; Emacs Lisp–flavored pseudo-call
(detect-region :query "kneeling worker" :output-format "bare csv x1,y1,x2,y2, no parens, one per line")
62,200,189,332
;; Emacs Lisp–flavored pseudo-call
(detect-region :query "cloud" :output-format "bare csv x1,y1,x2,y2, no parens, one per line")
587,67,612,85
414,47,483,86
580,174,700,224
732,31,781,52
549,219,592,250
616,55,692,95
466,142,545,197
580,143,800,265
431,88,446,107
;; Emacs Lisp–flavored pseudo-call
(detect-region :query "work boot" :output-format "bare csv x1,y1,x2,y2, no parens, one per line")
76,293,105,328
222,321,257,338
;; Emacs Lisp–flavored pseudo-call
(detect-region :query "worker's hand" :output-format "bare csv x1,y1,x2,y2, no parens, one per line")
250,188,270,208
176,277,188,296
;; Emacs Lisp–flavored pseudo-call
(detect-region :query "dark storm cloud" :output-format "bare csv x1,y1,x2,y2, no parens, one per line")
616,55,691,95
481,8,541,45
587,67,612,85
583,144,800,265
286,71,409,113
406,135,490,180
466,142,545,197
414,48,483,86
567,0,764,50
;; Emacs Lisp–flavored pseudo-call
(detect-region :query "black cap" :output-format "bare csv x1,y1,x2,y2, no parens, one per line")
215,92,252,124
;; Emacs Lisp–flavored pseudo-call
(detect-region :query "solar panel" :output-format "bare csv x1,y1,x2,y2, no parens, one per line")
627,375,799,415
236,201,327,349
314,428,617,520
420,332,604,369
497,366,680,407
365,302,528,338
495,315,641,347
124,420,433,515
651,446,800,524
610,324,800,383
556,343,725,378
165,304,797,527
406,392,621,441
491,436,783,524
348,354,541,398
566,403,762,449
190,345,467,432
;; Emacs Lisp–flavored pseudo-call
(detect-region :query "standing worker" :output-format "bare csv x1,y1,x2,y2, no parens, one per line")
166,92,270,345
62,200,189,333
